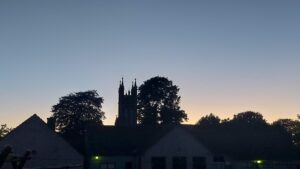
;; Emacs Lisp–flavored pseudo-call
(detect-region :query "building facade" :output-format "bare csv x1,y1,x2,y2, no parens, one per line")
88,126,217,169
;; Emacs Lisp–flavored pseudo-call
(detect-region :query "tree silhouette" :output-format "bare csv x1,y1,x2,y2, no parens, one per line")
51,90,105,134
229,111,267,127
194,112,297,159
273,118,300,147
273,118,299,133
0,124,12,139
137,76,187,125
196,113,220,127
297,115,300,148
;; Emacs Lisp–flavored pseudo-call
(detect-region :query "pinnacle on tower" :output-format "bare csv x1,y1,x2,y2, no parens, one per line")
119,78,124,91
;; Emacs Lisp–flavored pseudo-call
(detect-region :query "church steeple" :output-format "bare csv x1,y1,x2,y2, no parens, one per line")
115,78,137,127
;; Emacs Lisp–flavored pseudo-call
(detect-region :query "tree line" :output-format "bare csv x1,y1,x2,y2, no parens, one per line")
197,111,300,150
48,76,300,153
1,76,299,153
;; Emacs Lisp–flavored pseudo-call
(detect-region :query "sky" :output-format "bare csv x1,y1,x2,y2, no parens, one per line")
0,0,300,127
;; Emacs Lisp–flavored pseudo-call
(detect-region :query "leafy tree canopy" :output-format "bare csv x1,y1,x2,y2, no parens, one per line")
273,118,300,147
196,113,221,127
230,111,267,127
195,112,299,155
0,124,12,139
137,76,187,125
273,119,299,132
196,111,269,129
51,90,105,133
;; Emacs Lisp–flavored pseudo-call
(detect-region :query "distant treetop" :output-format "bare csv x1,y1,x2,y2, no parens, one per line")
51,90,105,134
137,76,188,125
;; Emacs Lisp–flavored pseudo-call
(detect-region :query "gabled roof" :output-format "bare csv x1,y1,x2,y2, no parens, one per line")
86,124,298,160
0,114,83,168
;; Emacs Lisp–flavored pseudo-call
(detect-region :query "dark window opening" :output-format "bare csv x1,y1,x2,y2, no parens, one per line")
193,157,206,169
151,157,166,169
213,156,225,162
99,163,115,169
125,162,133,169
173,156,187,169
224,164,233,169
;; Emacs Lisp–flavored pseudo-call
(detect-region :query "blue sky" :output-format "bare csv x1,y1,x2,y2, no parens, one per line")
1,0,300,127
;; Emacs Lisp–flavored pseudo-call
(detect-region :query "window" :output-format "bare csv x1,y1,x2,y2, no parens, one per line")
151,157,166,169
172,157,187,169
193,157,206,169
125,162,133,169
99,163,115,169
224,164,232,169
213,156,225,162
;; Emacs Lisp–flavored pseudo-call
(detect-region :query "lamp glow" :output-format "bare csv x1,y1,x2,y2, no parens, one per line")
254,160,263,164
94,155,101,160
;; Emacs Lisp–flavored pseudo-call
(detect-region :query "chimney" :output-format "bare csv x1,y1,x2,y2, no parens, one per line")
47,117,55,131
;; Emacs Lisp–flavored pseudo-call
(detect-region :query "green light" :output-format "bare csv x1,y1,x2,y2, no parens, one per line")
254,160,263,164
93,155,101,160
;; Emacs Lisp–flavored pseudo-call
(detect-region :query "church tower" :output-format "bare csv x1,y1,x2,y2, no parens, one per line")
115,78,137,127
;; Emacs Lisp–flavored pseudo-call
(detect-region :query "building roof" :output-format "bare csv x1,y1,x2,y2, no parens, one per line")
86,125,173,156
86,124,298,160
0,114,83,168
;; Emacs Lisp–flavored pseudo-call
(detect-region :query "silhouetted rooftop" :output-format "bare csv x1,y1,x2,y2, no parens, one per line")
85,124,298,160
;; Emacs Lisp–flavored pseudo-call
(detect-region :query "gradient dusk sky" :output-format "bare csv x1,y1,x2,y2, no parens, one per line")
1,0,300,127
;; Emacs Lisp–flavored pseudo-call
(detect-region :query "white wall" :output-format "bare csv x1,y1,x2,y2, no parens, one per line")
90,156,136,169
142,127,214,169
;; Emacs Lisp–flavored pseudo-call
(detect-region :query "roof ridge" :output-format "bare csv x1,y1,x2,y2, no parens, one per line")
0,114,45,141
